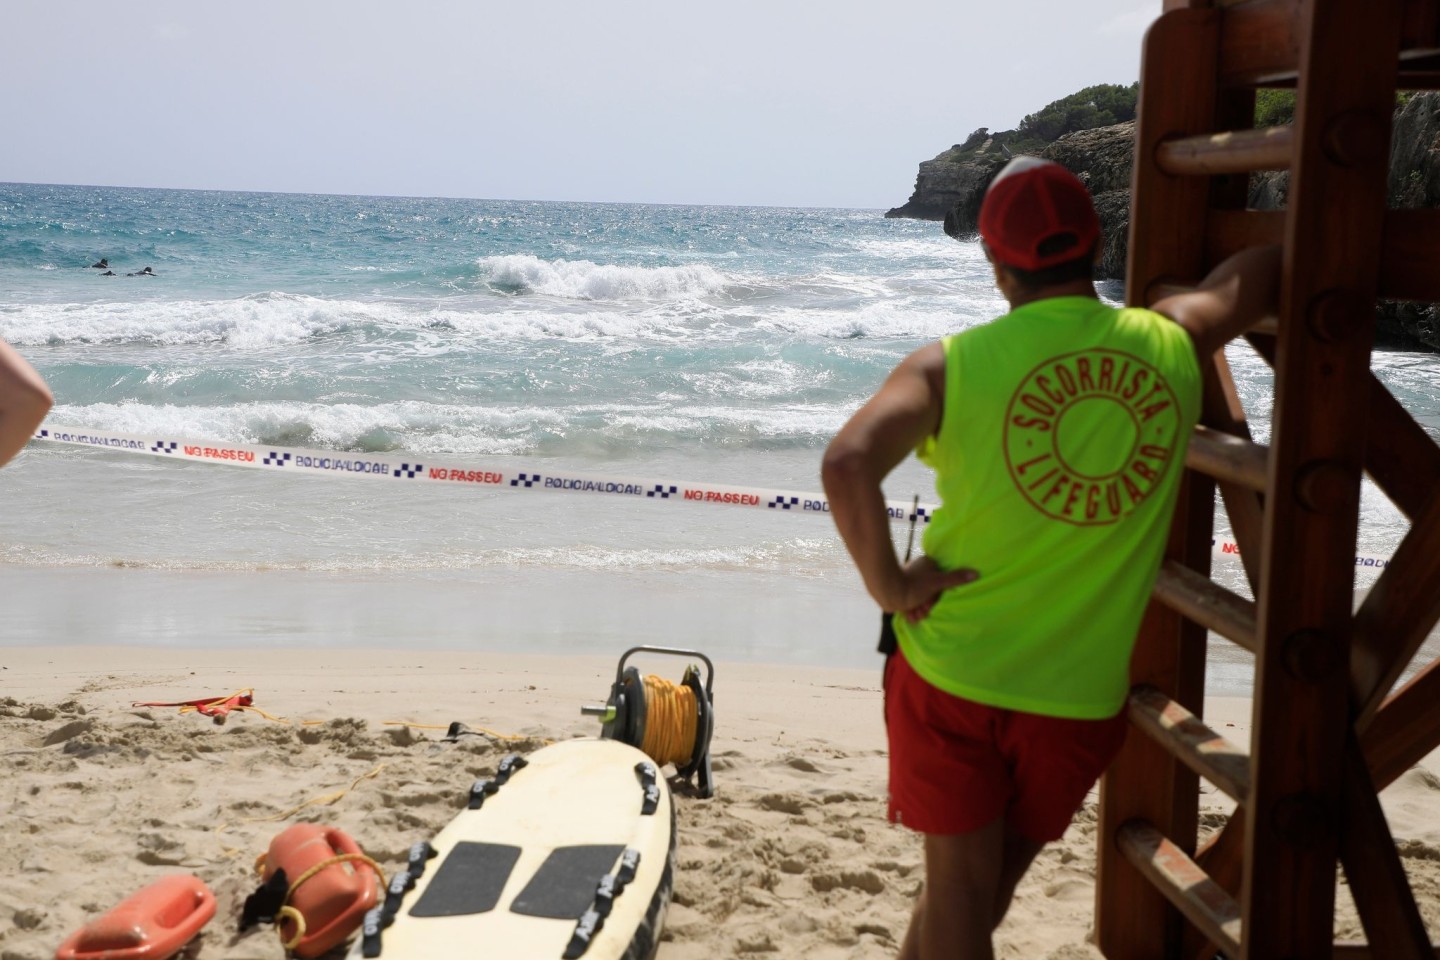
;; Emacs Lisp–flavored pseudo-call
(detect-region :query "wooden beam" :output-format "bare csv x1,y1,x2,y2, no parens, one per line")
1337,732,1435,960
1187,425,1269,491
1207,210,1285,265
1351,484,1440,725
1380,209,1440,303
1363,658,1440,788
1155,126,1294,176
1243,333,1440,524
1400,0,1440,57
1116,820,1244,959
1126,14,1219,303
1203,354,1266,596
1208,210,1440,304
1129,685,1253,801
1360,374,1440,521
1219,0,1305,87
1241,0,1403,955
1187,820,1246,960
1098,10,1220,958
1218,0,1439,86
1153,560,1259,651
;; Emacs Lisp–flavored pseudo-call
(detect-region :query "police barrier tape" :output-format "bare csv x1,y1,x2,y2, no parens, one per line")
31,424,1394,568
32,424,924,525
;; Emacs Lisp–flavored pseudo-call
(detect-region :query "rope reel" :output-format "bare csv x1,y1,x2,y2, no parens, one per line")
582,645,715,798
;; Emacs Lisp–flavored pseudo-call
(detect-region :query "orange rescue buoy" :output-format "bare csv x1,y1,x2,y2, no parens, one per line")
55,874,215,960
256,824,381,958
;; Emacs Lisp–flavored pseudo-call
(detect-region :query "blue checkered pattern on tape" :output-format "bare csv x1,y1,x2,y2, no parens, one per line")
263,452,291,467
769,496,799,510
151,441,177,454
395,463,423,479
510,472,542,488
647,484,677,498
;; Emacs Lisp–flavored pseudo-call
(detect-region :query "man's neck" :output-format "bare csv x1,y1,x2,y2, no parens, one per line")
1005,280,1100,311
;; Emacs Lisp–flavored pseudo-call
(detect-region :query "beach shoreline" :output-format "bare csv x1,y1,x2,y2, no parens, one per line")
3,646,1438,959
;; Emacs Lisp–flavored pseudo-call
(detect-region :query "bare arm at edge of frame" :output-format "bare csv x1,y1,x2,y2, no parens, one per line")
1152,246,1282,359
822,342,978,616
0,339,53,469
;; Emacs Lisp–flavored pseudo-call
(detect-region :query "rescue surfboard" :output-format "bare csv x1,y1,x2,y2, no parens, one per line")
349,738,674,960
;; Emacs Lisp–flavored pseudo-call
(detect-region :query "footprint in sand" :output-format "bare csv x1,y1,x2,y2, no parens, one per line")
40,718,97,748
756,793,809,815
810,869,885,894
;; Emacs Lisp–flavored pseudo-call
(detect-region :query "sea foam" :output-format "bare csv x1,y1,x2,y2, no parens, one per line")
477,254,729,300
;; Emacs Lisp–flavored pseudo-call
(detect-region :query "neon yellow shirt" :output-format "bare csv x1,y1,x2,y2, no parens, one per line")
894,296,1201,719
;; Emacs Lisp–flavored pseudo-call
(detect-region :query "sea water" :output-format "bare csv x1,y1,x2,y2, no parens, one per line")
0,183,1431,689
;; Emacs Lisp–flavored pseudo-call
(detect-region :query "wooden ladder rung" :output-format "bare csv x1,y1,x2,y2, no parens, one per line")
1115,820,1243,959
1155,126,1293,176
1152,560,1258,652
1187,424,1269,491
1128,685,1252,802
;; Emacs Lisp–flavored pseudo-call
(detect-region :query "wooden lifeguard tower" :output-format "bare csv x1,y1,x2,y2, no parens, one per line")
1096,1,1440,957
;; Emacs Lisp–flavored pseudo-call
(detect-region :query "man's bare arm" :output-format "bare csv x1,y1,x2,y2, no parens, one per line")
822,343,974,612
0,339,53,468
1152,246,1282,358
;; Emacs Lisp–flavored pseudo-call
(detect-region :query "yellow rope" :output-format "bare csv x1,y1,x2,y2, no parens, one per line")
639,674,698,767
275,851,385,951
216,764,386,834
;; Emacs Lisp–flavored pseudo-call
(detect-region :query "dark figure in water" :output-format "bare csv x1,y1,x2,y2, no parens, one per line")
90,258,108,269
127,266,156,277
99,270,116,276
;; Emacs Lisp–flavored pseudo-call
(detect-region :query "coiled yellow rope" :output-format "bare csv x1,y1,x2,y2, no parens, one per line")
638,674,699,767
253,851,384,952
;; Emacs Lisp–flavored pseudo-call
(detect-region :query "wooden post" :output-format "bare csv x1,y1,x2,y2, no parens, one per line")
1239,0,1402,956
1095,9,1218,958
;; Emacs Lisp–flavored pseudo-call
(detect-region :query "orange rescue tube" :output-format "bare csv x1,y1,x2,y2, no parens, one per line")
55,874,216,960
259,823,381,958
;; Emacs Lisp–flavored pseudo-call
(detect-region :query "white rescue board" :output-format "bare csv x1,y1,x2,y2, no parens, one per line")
349,738,674,960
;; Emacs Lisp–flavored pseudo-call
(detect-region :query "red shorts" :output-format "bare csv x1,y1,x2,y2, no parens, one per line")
884,650,1127,842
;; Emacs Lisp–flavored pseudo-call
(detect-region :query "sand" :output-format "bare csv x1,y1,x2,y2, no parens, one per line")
2,645,1438,959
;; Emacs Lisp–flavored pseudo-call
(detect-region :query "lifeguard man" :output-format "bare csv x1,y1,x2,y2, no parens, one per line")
822,156,1279,960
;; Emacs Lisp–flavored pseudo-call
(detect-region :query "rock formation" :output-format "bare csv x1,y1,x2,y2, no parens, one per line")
889,93,1440,350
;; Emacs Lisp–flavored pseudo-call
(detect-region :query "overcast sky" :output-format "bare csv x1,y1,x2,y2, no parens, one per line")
2,1,1155,209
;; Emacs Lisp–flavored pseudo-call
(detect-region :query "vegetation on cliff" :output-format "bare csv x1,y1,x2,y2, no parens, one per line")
939,83,1139,163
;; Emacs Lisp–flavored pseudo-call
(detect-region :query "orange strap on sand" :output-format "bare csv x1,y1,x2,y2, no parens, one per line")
133,688,289,723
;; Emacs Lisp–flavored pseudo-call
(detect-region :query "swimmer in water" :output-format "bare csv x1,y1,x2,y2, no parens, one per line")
127,266,156,277
90,258,108,269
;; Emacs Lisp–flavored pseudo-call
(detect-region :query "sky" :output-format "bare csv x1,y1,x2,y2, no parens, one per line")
2,1,1157,209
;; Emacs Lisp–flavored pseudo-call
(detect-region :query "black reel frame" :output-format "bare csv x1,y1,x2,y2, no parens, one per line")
586,645,715,799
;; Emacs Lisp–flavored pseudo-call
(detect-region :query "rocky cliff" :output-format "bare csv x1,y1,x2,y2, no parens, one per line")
886,121,1136,279
890,92,1440,350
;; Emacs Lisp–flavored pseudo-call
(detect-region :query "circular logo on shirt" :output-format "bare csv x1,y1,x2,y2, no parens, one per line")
1004,349,1183,526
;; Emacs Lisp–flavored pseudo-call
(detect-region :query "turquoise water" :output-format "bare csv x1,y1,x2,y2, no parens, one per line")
0,182,1431,682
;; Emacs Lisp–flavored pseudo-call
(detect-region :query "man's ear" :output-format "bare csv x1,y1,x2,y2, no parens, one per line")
992,260,1013,296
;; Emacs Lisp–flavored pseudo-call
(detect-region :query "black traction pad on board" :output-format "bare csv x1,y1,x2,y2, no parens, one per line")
407,842,522,917
509,845,627,920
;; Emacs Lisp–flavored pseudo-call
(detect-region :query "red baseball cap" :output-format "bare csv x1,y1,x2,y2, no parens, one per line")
978,156,1101,271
